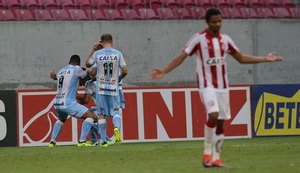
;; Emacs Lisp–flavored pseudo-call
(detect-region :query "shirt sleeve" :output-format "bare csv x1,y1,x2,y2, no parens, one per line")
87,52,96,66
119,53,126,67
77,66,88,79
226,35,239,55
183,33,199,56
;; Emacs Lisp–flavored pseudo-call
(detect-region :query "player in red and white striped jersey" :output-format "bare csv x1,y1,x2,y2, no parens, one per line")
150,8,283,168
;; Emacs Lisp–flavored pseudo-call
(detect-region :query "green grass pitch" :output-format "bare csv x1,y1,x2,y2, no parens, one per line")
1,136,300,173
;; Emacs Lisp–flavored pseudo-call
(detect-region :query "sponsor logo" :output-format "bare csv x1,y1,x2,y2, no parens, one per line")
254,90,300,136
97,54,118,61
206,57,225,66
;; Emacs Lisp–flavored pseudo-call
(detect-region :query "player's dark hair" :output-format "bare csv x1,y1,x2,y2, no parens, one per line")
69,54,81,65
100,33,113,43
205,8,221,23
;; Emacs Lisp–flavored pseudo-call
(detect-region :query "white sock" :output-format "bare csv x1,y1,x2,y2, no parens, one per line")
203,125,216,155
212,134,224,161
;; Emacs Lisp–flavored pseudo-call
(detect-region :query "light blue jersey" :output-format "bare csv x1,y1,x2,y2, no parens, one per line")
84,80,97,103
54,65,87,108
88,47,126,96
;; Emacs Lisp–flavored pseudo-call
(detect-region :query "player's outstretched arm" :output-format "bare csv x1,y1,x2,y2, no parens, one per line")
50,70,57,80
150,51,188,80
85,42,103,68
232,51,283,64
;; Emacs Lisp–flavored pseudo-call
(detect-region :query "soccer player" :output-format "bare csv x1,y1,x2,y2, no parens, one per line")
85,34,128,147
150,8,283,167
48,55,98,147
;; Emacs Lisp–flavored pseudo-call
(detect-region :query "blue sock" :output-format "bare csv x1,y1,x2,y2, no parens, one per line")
113,115,121,130
90,123,98,142
51,120,63,142
98,119,107,142
79,118,94,142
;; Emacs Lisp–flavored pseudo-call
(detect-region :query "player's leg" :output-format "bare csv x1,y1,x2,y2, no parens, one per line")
109,95,122,144
49,110,68,147
97,94,109,147
200,88,219,167
89,106,100,145
78,109,98,146
212,91,230,167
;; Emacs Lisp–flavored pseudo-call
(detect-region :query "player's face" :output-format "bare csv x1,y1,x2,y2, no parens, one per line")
207,15,222,34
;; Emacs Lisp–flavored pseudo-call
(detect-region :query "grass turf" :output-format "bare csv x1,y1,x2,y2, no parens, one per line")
1,136,300,173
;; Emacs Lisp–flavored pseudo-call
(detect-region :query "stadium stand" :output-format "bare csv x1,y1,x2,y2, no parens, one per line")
0,0,299,21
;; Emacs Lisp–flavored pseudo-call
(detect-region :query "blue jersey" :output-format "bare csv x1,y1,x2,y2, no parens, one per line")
54,65,87,109
88,47,126,96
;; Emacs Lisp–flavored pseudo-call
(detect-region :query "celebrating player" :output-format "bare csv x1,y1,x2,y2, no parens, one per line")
49,55,98,147
86,34,128,147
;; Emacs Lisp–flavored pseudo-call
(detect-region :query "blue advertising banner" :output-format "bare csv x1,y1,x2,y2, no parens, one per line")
252,84,300,137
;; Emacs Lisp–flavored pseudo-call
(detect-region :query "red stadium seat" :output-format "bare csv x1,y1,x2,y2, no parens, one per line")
195,0,213,9
219,7,230,19
211,0,230,9
2,0,22,12
162,0,181,10
226,7,245,19
173,8,193,19
56,0,76,11
127,0,147,11
278,0,296,9
15,9,34,21
110,0,129,11
245,0,263,9
177,0,197,12
37,0,57,12
69,9,89,20
19,0,40,14
149,0,163,14
240,7,261,19
51,9,71,20
89,9,106,20
74,0,92,11
103,9,125,20
261,0,280,9
228,0,246,9
256,7,277,18
34,9,52,20
138,8,160,19
121,8,142,19
91,0,111,10
288,7,300,19
157,7,177,19
0,9,16,21
189,7,205,19
272,7,292,18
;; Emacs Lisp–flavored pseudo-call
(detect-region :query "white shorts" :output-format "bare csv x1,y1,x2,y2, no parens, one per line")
200,88,231,120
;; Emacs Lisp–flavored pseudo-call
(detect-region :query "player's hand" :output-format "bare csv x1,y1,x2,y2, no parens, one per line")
266,52,283,62
93,42,103,51
50,69,57,80
150,69,165,80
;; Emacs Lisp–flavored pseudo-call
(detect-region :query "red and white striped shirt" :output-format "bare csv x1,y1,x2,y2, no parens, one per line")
184,29,239,91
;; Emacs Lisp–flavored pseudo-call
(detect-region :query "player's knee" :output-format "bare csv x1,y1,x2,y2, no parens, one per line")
208,112,218,124
57,119,65,124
